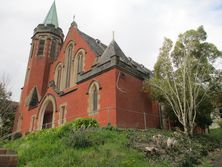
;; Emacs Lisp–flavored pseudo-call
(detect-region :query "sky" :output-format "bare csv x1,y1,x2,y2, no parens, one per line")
0,0,222,101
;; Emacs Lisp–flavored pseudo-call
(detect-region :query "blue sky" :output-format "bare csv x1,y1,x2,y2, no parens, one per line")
0,0,222,101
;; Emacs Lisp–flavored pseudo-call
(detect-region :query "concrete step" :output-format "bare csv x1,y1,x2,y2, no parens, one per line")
0,148,18,167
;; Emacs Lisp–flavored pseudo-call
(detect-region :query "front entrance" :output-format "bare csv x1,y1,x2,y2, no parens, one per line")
38,95,56,130
42,101,53,129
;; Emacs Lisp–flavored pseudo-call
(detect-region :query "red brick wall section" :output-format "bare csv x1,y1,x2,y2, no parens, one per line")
115,69,160,129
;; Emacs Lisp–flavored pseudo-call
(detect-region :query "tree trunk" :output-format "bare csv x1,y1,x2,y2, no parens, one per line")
183,125,189,136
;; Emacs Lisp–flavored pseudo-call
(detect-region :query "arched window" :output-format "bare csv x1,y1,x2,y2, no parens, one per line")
54,63,63,90
77,54,83,74
56,66,62,89
92,85,98,112
65,44,73,88
72,49,85,85
88,81,100,114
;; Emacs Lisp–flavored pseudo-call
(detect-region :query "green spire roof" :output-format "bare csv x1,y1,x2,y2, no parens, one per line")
43,1,59,28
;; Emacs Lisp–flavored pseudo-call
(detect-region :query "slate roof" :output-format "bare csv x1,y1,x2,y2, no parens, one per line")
78,30,150,75
78,30,107,57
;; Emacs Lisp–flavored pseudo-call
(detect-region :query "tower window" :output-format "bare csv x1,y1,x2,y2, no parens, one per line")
37,40,45,56
50,40,57,59
29,43,34,58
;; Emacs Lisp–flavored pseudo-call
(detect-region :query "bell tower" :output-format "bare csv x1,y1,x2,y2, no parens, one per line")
21,1,64,109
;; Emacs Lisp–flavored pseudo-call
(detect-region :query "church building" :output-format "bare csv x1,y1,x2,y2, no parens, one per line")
14,2,160,135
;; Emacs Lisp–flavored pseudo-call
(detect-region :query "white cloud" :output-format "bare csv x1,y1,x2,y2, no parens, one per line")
0,0,222,101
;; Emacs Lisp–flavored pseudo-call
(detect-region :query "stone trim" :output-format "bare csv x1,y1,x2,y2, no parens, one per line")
38,94,57,130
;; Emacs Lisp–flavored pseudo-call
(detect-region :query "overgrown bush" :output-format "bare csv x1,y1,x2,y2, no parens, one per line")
63,128,120,149
72,118,99,129
217,121,222,128
65,129,92,148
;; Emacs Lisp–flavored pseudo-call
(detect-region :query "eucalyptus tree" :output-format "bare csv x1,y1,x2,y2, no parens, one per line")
144,26,222,136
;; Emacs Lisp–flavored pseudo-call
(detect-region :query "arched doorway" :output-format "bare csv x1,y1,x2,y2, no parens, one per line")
42,101,53,129
38,95,56,130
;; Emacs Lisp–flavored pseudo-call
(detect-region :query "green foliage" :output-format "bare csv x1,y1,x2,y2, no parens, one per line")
72,118,99,129
0,80,16,137
217,121,222,128
2,127,222,167
144,26,222,136
64,129,92,148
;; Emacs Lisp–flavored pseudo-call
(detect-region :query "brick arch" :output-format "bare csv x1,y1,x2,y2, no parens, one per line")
38,94,57,130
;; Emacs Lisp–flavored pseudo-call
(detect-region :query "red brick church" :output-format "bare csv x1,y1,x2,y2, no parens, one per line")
13,2,160,135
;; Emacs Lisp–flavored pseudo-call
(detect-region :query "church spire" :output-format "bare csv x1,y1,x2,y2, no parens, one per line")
43,1,59,28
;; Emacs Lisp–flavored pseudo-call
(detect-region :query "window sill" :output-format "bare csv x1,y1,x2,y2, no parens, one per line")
88,111,99,116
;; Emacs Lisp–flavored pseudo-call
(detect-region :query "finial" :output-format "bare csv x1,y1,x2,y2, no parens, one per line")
73,15,75,22
112,31,115,41
71,15,78,28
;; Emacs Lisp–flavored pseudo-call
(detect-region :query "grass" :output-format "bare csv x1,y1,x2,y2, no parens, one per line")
2,124,222,167
3,127,162,167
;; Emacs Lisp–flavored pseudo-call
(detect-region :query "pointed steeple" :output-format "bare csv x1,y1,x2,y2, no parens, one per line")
43,1,59,28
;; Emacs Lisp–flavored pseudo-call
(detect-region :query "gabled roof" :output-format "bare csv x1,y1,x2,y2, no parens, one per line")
97,40,150,74
43,1,59,28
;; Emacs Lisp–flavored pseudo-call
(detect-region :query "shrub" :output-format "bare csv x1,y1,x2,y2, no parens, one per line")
72,118,99,129
57,122,73,137
217,120,222,128
65,129,92,148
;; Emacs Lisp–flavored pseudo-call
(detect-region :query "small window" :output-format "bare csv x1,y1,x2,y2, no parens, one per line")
37,40,45,56
60,106,66,125
30,115,36,132
29,43,34,58
50,40,57,59
92,86,98,112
